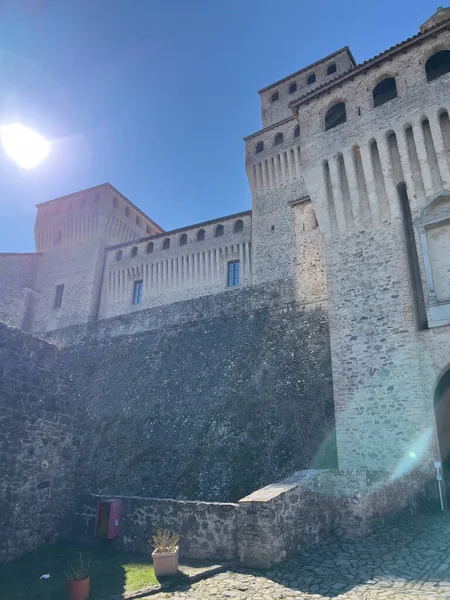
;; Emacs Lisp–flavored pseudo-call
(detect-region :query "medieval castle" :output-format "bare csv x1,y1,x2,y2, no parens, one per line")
3,8,450,565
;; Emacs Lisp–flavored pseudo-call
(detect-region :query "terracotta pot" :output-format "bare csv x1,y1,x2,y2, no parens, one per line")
152,546,179,576
67,576,90,600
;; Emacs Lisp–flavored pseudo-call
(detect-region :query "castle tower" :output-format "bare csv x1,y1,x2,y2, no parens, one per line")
31,183,162,333
246,8,450,481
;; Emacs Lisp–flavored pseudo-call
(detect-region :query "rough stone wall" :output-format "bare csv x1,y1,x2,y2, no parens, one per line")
237,468,437,568
0,322,81,561
78,494,238,560
55,281,336,503
0,254,40,330
292,25,450,473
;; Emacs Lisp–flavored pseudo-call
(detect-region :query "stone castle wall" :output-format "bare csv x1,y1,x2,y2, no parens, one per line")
52,280,336,503
0,322,81,560
0,253,40,330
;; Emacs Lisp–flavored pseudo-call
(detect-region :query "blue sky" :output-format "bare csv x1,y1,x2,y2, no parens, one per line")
0,0,440,251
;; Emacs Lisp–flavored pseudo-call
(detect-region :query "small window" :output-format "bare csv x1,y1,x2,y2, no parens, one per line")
327,63,337,75
197,229,205,241
132,280,143,305
373,77,397,107
115,250,123,261
325,101,347,131
289,82,297,93
163,238,170,249
124,206,130,217
274,132,284,145
53,284,64,309
425,50,450,82
307,73,316,85
271,91,279,102
179,233,187,246
131,246,138,258
146,242,154,254
234,219,244,233
227,261,240,287
294,124,300,138
256,141,264,153
113,196,118,207
146,225,151,234
215,224,224,237
135,215,140,226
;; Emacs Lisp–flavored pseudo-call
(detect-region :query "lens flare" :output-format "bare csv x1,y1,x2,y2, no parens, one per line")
0,123,50,169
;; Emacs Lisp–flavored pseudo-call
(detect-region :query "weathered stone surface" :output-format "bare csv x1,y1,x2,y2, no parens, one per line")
58,282,336,503
146,513,450,599
0,322,81,561
79,494,238,560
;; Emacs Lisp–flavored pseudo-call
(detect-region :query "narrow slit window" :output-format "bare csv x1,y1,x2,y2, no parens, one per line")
132,280,143,305
131,246,138,258
227,261,240,287
53,284,64,309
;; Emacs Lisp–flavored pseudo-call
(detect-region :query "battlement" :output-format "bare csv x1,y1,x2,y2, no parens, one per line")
34,183,163,252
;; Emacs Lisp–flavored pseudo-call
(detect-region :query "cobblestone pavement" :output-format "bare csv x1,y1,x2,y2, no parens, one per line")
151,513,450,599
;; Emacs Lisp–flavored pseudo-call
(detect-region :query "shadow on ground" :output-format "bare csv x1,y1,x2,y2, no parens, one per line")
0,540,157,600
257,512,450,598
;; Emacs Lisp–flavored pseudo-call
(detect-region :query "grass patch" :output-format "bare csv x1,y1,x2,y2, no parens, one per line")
0,540,158,600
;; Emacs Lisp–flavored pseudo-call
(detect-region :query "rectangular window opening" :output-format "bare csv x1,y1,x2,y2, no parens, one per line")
53,284,64,309
132,280,143,304
227,261,240,287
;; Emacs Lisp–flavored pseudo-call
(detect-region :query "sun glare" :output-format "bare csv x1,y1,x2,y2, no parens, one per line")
0,123,50,169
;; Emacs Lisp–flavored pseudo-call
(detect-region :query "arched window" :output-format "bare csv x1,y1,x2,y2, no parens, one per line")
131,246,138,258
146,242,153,254
325,102,347,131
289,82,297,93
307,73,316,85
373,77,397,107
255,141,264,153
179,233,187,246
234,219,244,233
274,132,284,145
124,206,130,217
327,63,337,75
294,124,300,138
163,238,170,250
215,224,224,237
115,250,123,261
271,91,279,102
135,215,140,226
426,50,450,82
197,229,205,241
113,196,118,207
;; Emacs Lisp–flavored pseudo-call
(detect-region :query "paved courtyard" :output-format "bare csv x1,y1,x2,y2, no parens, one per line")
153,513,450,599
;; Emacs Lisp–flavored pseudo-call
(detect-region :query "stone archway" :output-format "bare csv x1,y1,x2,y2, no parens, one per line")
434,368,450,497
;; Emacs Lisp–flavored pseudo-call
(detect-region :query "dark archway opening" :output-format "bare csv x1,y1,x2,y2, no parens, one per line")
426,50,450,83
397,182,428,330
435,368,450,499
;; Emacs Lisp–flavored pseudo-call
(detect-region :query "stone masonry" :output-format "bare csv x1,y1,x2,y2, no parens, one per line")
0,322,81,560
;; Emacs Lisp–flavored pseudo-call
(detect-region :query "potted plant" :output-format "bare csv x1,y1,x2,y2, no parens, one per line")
151,529,180,577
66,553,90,600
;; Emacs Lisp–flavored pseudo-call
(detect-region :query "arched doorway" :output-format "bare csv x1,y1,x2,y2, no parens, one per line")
434,368,450,497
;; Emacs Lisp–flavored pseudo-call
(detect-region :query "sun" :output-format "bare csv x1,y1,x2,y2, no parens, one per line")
0,123,50,169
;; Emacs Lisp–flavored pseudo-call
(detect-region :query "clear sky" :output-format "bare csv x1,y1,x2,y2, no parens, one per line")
0,0,441,251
